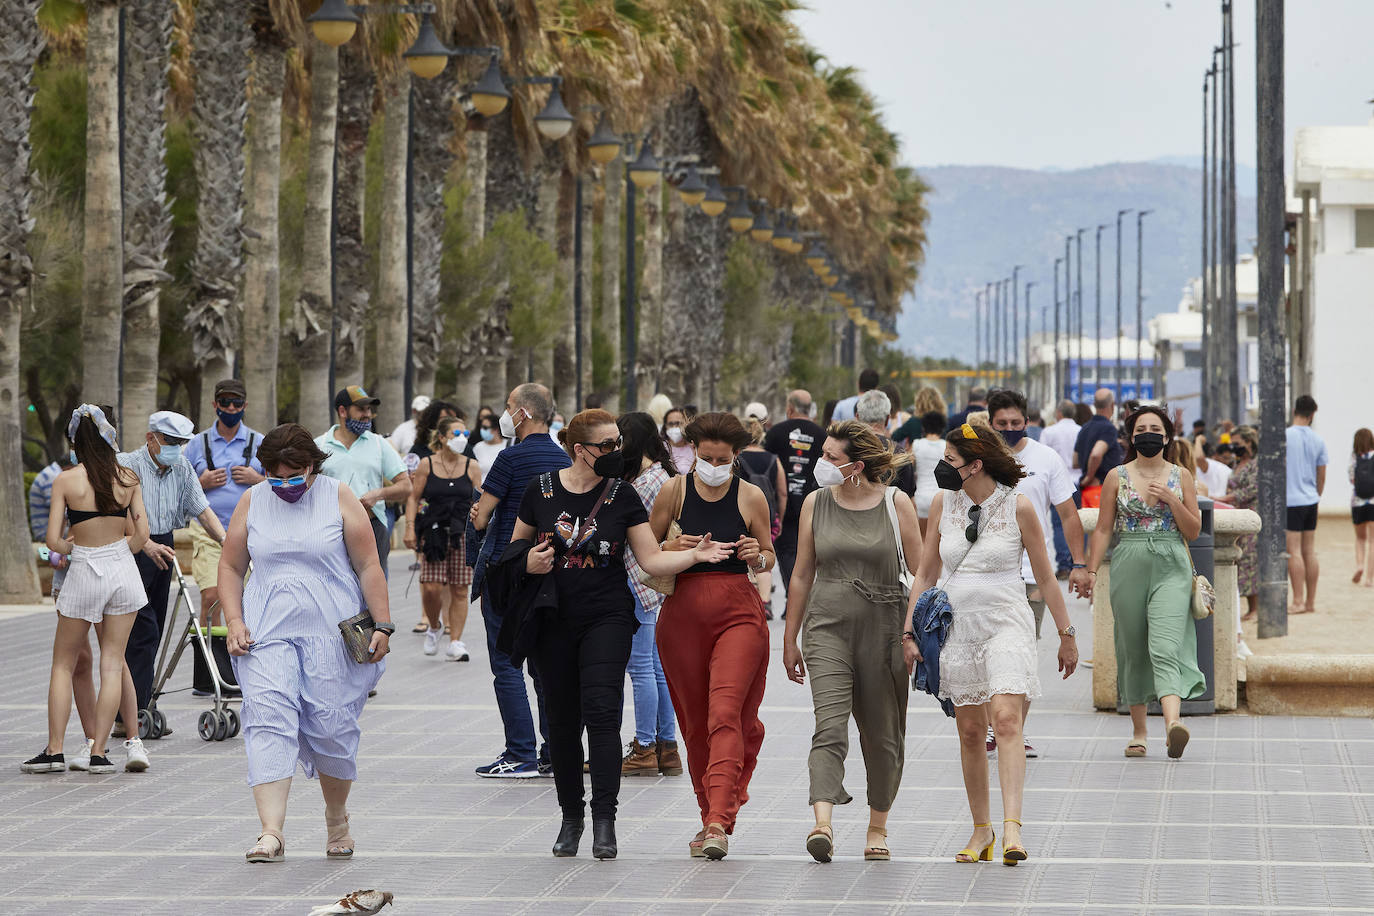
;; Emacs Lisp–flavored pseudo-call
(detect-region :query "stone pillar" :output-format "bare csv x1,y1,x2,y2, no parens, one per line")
1082,507,1261,713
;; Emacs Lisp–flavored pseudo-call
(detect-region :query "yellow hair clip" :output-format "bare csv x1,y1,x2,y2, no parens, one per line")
961,422,978,440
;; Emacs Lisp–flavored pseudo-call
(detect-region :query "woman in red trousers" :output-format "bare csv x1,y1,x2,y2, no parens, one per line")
651,412,774,860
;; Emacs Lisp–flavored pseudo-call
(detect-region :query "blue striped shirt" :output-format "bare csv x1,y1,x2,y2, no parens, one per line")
481,434,571,549
118,446,210,535
28,461,63,539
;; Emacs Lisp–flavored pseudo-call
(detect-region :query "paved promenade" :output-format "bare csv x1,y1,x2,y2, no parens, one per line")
2,559,1371,914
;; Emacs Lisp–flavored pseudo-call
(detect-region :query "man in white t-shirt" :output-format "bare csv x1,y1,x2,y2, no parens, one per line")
1037,398,1082,573
389,395,431,456
1193,442,1232,500
988,389,1091,759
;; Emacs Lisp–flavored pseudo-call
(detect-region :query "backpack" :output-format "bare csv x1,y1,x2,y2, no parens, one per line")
1356,454,1374,500
739,451,780,523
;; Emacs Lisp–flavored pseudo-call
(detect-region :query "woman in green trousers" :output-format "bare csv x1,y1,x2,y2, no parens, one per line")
1085,405,1205,760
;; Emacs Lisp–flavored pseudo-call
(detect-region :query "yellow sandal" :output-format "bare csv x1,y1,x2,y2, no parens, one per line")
955,824,994,863
1002,818,1028,866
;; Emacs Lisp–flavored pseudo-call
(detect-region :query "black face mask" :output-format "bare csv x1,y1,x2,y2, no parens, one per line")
1133,433,1166,458
999,429,1026,448
934,459,967,491
591,449,626,479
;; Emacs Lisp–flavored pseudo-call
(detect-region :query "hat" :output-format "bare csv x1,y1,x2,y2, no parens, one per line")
213,378,247,399
334,385,380,409
744,402,769,423
411,395,432,413
148,410,194,440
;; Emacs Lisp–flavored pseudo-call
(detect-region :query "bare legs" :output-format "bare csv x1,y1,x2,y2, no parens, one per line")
252,777,291,841
320,773,352,819
90,614,137,757
420,582,444,631
1357,521,1374,588
954,705,995,853
1287,530,1320,613
1130,694,1182,740
988,695,1025,850
446,586,468,641
47,617,92,754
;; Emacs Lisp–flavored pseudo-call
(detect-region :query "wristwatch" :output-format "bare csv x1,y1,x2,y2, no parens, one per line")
1058,625,1076,638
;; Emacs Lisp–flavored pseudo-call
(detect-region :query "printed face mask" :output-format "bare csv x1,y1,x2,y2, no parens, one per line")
934,459,967,491
812,457,854,488
666,426,684,444
1133,432,1166,457
345,417,371,436
694,456,733,487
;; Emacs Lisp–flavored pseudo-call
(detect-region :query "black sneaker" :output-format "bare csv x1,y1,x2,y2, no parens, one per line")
88,754,116,774
21,751,65,774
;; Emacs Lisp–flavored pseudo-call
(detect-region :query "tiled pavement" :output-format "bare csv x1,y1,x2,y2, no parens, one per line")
2,560,1372,915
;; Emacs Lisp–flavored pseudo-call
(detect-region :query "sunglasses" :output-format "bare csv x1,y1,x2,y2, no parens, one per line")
267,474,308,488
216,397,245,408
581,437,623,452
965,504,982,544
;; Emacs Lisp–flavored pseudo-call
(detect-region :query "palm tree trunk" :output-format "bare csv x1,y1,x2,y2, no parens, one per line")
454,125,486,413
186,0,252,425
576,173,593,407
373,71,410,432
410,64,457,401
289,42,337,431
332,41,372,386
0,0,44,603
82,0,124,424
553,168,576,409
637,178,663,402
533,168,559,392
599,158,622,412
240,2,286,432
120,0,173,436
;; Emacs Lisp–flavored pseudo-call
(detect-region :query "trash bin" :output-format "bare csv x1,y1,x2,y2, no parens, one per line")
1117,497,1215,716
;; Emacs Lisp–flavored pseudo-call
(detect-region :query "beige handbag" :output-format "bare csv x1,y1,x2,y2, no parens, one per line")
640,475,688,596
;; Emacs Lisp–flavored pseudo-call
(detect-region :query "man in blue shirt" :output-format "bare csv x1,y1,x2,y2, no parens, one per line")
947,386,989,431
185,379,264,625
1073,388,1124,508
829,368,879,423
1286,395,1328,615
469,382,570,777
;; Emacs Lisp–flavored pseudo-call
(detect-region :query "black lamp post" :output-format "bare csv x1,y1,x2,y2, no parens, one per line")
1023,281,1034,398
1053,256,1063,399
1075,228,1086,399
1114,208,1131,403
623,136,661,409
1011,265,1021,389
1136,209,1153,396
1095,223,1107,394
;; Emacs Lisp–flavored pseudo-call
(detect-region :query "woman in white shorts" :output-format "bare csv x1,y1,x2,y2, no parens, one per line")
24,405,150,776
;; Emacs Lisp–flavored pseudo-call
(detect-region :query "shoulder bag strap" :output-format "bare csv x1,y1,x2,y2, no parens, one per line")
243,432,256,464
202,432,215,471
884,487,906,571
567,477,619,555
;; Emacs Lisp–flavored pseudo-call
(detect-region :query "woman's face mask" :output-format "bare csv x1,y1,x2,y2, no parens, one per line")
479,427,495,443
666,425,684,444
813,457,855,488
694,456,733,487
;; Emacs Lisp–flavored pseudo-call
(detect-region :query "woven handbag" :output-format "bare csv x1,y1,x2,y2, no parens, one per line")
338,609,377,664
640,474,688,596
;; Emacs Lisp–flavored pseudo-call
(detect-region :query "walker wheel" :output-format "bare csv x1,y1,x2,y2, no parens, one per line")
213,711,230,742
225,708,240,739
137,709,154,740
197,710,217,742
152,709,168,737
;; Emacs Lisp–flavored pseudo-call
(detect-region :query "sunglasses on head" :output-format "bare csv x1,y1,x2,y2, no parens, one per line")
267,474,308,488
581,437,623,452
216,397,245,408
965,504,982,544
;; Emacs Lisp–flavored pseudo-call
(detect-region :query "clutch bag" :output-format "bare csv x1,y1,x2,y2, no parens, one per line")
338,609,376,664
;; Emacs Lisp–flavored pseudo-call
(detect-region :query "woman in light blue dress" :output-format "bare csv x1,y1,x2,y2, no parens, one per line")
218,424,392,864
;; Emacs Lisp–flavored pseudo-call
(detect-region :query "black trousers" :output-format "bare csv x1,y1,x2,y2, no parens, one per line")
126,531,176,711
775,521,800,596
534,609,635,821
370,515,391,579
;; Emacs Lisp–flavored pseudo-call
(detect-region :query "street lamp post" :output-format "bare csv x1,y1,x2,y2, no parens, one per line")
1023,281,1034,400
1136,209,1152,396
1053,256,1063,400
1115,208,1131,403
1095,224,1107,393
1075,229,1086,400
984,282,994,386
1200,69,1211,430
974,288,982,388
1011,265,1022,389
1063,236,1073,399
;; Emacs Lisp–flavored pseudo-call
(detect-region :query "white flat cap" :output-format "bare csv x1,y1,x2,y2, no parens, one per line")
744,401,769,422
148,410,194,439
412,395,432,412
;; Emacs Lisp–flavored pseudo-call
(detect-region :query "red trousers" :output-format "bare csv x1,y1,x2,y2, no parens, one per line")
656,572,769,834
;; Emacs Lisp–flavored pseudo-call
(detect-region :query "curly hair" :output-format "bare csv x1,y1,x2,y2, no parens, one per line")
944,419,1026,488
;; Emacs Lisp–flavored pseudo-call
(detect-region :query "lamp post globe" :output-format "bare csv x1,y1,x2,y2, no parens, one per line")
676,165,707,206
534,83,574,140
469,56,510,117
628,142,661,188
585,113,620,165
726,195,754,233
402,13,450,79
749,203,774,242
699,176,728,216
307,0,361,47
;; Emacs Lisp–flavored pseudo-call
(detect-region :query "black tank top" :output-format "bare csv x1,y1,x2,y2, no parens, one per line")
421,455,475,521
677,473,750,575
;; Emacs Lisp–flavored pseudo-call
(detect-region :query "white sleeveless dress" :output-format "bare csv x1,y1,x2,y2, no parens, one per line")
936,484,1041,706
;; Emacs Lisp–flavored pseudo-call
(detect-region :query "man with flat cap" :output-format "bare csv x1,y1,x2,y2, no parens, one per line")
118,410,225,734
316,385,412,576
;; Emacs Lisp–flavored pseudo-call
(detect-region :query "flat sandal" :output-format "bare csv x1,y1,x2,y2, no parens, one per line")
863,826,890,861
246,831,284,864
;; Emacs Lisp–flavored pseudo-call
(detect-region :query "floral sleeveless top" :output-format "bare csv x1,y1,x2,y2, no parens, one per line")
1114,464,1182,533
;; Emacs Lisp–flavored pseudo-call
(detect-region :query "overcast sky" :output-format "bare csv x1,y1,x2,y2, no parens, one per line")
792,0,1374,171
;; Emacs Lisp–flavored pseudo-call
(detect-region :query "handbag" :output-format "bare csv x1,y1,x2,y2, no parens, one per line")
640,473,688,596
1179,530,1216,619
883,487,916,598
338,609,377,664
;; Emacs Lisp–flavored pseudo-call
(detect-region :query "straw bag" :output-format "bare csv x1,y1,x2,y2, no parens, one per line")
640,475,687,596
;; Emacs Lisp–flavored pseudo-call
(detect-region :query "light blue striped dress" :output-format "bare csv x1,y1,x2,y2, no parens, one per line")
231,475,384,786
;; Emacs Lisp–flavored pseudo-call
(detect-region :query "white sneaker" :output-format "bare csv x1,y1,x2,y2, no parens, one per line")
423,629,441,656
446,640,470,661
68,737,94,772
124,737,149,772
1237,639,1254,660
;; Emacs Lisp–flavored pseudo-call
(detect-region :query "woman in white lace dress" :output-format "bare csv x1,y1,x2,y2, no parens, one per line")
904,421,1078,866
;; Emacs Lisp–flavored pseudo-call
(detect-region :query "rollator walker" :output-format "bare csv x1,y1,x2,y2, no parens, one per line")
146,565,242,742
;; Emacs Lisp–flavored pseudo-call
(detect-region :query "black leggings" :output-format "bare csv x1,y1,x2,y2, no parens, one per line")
534,610,635,821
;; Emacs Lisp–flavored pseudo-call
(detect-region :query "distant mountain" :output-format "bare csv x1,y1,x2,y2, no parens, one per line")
899,161,1257,360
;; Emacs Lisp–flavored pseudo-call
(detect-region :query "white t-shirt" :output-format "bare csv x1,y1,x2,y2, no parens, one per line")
473,440,507,481
389,418,418,456
912,437,946,518
1194,458,1231,500
1013,438,1076,583
1038,418,1080,482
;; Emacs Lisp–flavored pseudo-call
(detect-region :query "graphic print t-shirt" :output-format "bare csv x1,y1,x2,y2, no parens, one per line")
518,472,649,617
764,418,824,525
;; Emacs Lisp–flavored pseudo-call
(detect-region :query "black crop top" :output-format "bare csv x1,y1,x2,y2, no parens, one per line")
677,473,750,575
67,505,130,527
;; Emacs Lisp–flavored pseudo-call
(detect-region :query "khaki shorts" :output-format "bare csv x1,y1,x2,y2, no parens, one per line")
190,519,222,590
1025,582,1045,639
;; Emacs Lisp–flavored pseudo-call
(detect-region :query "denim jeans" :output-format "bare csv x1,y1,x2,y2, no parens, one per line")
481,590,549,763
1050,505,1072,571
627,593,676,745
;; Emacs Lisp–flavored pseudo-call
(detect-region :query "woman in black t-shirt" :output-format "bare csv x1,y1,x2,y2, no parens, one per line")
512,409,730,861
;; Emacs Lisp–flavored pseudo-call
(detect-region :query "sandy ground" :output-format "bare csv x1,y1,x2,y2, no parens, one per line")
1241,514,1374,655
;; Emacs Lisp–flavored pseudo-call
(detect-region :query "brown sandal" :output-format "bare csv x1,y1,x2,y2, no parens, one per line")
701,822,728,860
863,826,890,861
325,813,354,857
246,830,284,864
805,824,833,863
688,827,707,858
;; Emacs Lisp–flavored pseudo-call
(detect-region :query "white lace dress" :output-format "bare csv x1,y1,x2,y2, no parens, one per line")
937,484,1042,706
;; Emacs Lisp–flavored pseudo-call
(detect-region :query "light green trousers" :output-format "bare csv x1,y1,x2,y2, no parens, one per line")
1109,531,1207,706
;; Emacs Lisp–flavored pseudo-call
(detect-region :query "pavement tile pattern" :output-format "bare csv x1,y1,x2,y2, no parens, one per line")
2,560,1371,914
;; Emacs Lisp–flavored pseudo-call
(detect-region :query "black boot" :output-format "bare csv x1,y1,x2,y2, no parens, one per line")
592,818,617,860
552,818,584,857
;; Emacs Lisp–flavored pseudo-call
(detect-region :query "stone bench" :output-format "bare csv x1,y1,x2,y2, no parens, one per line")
1245,655,1374,717
1081,506,1261,713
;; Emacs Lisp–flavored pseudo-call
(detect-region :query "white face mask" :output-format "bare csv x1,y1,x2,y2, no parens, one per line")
499,408,523,439
694,456,733,487
813,457,855,488
447,434,469,454
666,426,684,444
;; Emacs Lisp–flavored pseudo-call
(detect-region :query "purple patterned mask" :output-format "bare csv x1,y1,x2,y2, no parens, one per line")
271,482,309,503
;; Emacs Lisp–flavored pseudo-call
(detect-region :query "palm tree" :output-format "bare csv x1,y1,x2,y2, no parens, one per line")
185,0,252,423
636,151,664,401
331,38,372,385
240,0,295,432
289,40,338,430
598,155,621,411
373,67,410,431
553,167,576,407
120,0,174,435
0,0,45,603
453,123,487,412
81,0,123,421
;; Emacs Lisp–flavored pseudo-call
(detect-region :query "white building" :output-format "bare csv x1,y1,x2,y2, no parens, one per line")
1293,122,1374,515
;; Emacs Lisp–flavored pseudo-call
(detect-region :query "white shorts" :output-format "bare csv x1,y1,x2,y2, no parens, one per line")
55,540,147,623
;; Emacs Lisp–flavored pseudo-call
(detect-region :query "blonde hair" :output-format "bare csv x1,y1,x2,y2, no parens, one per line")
1169,438,1196,477
745,417,766,446
428,416,462,453
646,393,673,428
825,419,912,485
912,386,946,418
